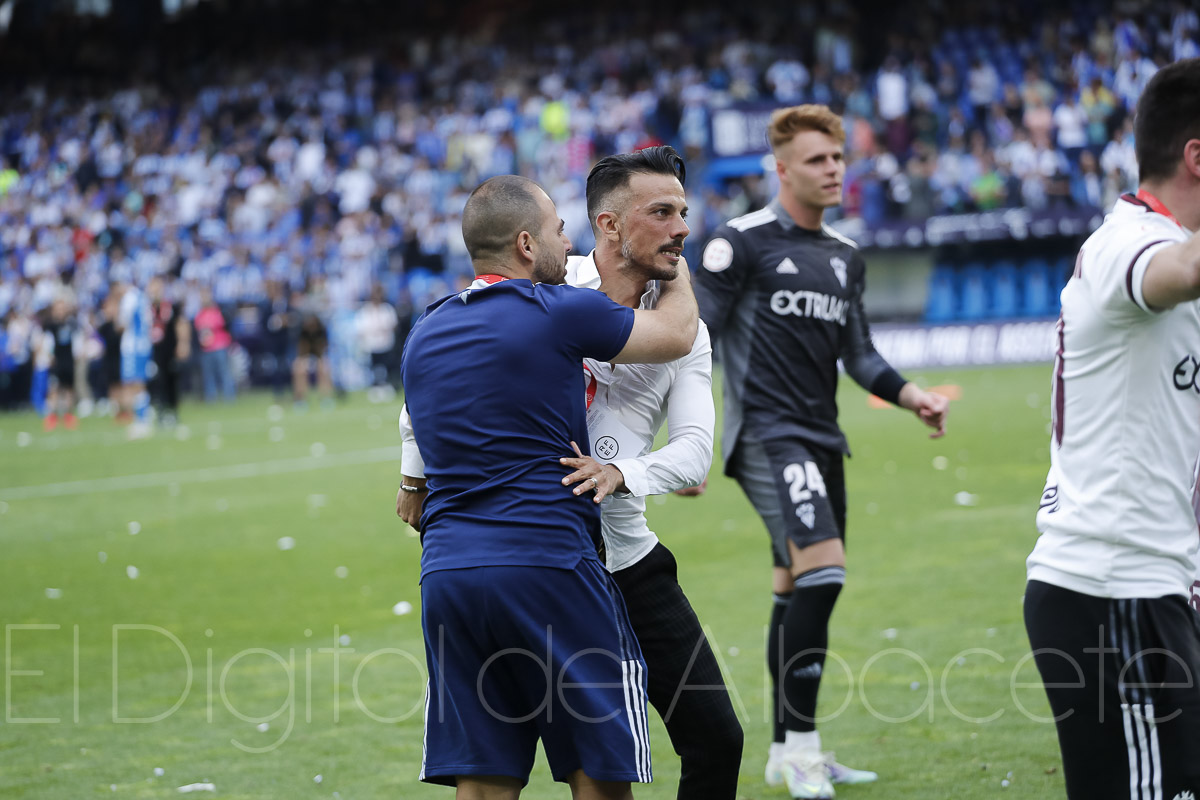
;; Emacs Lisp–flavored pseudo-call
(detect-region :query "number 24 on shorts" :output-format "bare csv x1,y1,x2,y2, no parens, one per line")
783,462,827,504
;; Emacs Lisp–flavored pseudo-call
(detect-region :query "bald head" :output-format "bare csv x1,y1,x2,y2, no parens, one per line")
461,175,547,265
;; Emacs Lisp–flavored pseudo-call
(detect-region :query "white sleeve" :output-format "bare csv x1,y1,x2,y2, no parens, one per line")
1087,217,1181,317
608,324,714,497
398,404,426,479
118,292,134,328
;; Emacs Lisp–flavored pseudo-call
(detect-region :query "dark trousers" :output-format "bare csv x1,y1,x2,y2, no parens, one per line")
612,543,743,800
1025,580,1200,800
151,353,179,414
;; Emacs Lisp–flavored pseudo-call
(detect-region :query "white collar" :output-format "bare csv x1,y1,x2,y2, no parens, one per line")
568,250,660,310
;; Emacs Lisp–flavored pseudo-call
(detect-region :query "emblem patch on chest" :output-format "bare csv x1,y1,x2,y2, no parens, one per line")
829,256,848,288
776,257,799,274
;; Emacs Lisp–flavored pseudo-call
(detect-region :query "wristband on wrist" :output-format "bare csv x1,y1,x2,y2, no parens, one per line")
399,484,427,494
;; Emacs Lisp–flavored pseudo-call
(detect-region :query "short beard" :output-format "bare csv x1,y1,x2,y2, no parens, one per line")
621,237,678,282
532,250,566,285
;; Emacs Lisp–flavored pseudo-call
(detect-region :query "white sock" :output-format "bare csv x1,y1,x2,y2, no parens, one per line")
784,730,821,754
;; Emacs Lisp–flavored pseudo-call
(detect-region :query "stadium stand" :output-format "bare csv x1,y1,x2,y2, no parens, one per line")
0,0,1195,413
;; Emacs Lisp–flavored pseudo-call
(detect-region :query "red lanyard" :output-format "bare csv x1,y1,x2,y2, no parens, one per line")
582,365,597,409
1136,188,1182,227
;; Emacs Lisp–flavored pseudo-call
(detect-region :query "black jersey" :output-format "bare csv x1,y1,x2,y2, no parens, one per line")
42,318,77,371
695,199,906,470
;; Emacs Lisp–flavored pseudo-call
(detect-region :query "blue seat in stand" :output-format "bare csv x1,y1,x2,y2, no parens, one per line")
990,260,1019,318
924,263,958,323
960,262,988,320
1020,258,1054,317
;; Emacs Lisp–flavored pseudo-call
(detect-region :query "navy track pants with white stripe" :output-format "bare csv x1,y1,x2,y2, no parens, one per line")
1025,580,1200,800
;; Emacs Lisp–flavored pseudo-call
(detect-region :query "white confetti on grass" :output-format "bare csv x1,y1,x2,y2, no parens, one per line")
882,628,898,640
16,431,32,447
257,722,270,733
954,491,978,507
128,521,141,535
277,537,296,551
45,588,62,599
206,434,222,451
392,601,413,616
177,783,216,793
268,426,285,442
910,681,921,690
126,565,140,580
310,442,326,458
267,404,285,422
932,455,949,470
313,774,323,784
339,634,351,646
334,566,349,579
154,767,165,777
98,551,107,563
727,646,740,657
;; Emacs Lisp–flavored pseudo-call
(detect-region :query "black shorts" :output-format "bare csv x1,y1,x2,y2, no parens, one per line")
52,364,75,390
730,435,846,569
1024,580,1200,800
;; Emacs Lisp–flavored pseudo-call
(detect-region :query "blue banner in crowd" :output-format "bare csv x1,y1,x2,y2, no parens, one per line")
830,207,1104,250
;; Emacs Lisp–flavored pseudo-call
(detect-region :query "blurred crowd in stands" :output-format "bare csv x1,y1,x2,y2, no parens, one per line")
0,0,1196,418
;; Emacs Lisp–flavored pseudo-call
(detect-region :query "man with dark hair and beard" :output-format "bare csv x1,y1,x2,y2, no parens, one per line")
1024,58,1200,800
400,149,743,799
400,174,699,798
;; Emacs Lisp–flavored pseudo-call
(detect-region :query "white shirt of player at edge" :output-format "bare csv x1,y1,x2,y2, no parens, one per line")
399,251,715,572
1029,194,1200,600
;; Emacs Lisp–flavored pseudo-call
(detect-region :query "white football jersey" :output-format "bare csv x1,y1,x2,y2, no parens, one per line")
1029,194,1200,599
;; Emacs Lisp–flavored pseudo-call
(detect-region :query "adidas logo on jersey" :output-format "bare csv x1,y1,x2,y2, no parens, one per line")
776,257,799,274
796,502,816,529
829,256,848,288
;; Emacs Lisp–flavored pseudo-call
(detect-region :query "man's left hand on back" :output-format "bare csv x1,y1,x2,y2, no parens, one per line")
561,441,626,503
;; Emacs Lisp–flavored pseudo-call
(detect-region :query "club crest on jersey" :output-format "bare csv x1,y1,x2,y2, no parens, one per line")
1171,792,1195,800
776,257,799,274
702,238,734,272
796,502,816,529
829,256,848,288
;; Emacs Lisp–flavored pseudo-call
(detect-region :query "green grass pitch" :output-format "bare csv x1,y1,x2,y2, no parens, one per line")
1,363,1064,798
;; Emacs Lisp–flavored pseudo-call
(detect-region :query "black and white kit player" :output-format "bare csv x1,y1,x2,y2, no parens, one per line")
1025,58,1200,800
